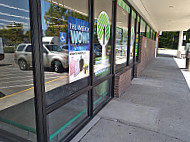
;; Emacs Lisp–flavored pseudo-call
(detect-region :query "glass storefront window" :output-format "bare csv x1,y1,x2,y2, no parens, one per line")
146,25,150,38
140,19,146,36
129,10,136,64
0,0,36,141
41,0,89,106
135,17,140,62
153,31,156,40
93,0,112,81
41,1,91,141
150,29,153,39
0,0,157,141
115,2,129,71
93,79,111,111
48,93,88,142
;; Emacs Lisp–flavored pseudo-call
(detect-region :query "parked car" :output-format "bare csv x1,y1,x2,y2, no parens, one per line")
60,45,69,53
0,37,4,61
14,44,68,72
42,36,60,46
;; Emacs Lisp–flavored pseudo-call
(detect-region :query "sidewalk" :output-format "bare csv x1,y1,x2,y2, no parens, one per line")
72,51,190,142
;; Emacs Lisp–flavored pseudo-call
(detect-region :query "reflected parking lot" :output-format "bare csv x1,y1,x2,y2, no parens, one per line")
0,0,112,141
0,53,69,107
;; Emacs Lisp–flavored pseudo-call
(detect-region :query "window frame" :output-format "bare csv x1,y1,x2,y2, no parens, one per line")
25,0,158,141
115,2,130,72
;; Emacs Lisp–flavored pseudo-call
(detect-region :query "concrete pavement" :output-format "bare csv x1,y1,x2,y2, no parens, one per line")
74,50,190,142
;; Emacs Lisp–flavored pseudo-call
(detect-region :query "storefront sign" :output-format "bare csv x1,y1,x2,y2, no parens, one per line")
97,11,110,47
68,16,90,83
135,34,139,56
117,0,130,14
96,11,110,66
94,11,111,77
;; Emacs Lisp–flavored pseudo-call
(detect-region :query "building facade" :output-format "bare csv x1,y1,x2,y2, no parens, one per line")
0,0,157,141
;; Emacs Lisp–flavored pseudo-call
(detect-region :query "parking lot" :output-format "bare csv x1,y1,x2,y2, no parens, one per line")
0,53,109,141
0,53,90,141
0,53,69,110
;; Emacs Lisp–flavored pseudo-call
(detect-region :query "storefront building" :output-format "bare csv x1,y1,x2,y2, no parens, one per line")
0,0,157,141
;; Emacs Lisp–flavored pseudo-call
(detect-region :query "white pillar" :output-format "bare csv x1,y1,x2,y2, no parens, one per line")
155,33,159,58
178,31,183,51
177,31,184,58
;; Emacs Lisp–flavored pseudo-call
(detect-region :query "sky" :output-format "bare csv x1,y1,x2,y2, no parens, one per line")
0,0,30,31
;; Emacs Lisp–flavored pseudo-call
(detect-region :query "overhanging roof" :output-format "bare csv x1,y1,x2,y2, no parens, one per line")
127,0,190,32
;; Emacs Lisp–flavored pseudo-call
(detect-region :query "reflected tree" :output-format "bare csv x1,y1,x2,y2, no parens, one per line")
44,4,88,36
0,23,25,47
183,29,190,46
159,32,179,49
44,4,67,36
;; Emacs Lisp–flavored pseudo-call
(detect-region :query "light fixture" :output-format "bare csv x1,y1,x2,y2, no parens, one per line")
169,5,174,8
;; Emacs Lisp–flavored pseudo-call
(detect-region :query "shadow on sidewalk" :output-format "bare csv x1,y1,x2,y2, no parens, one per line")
158,54,175,58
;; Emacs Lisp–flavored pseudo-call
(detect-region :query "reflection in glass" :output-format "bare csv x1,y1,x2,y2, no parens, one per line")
48,93,88,142
94,0,112,81
115,5,128,71
146,26,150,38
135,19,139,61
0,0,36,141
41,0,89,106
129,17,136,64
153,31,155,40
93,80,110,110
140,20,146,36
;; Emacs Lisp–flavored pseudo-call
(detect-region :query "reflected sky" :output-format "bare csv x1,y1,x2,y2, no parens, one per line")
41,0,71,35
41,0,50,34
0,0,30,31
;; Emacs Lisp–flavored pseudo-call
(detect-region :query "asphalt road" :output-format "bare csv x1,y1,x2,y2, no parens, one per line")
0,53,69,107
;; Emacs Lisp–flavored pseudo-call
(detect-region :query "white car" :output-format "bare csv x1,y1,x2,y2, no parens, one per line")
0,37,4,61
14,44,68,72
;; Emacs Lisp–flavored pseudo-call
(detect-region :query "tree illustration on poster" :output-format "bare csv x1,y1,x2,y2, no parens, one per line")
97,11,110,64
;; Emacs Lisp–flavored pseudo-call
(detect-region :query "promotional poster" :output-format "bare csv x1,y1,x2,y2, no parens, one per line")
68,16,90,83
135,33,139,57
94,11,110,77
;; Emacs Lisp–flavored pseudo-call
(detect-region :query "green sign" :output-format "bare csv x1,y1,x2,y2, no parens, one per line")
135,34,139,56
137,16,140,22
117,0,130,13
97,11,110,46
141,19,146,27
132,10,136,19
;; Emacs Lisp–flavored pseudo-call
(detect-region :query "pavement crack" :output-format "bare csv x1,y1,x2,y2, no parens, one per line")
101,117,187,142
